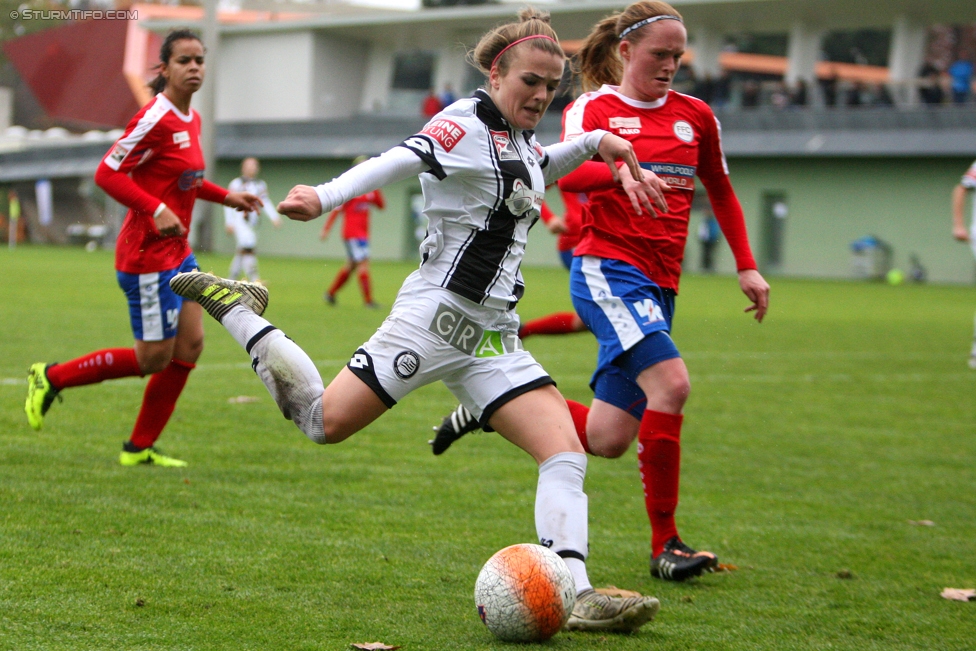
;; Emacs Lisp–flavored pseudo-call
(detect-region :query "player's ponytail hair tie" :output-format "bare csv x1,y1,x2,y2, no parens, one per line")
491,35,559,71
618,14,682,40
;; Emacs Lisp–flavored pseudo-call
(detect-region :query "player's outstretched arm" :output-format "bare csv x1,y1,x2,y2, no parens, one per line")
738,269,769,323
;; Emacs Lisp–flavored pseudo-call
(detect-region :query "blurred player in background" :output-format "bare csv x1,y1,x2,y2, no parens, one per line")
517,190,588,339
224,157,281,282
951,159,976,369
431,0,770,583
24,30,261,467
320,155,384,308
170,8,670,633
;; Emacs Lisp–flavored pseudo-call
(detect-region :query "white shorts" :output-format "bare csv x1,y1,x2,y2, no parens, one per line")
233,224,258,250
347,271,553,428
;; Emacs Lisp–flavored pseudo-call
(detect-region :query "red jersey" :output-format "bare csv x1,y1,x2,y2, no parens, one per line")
330,190,385,240
95,94,228,274
558,86,755,292
539,193,584,252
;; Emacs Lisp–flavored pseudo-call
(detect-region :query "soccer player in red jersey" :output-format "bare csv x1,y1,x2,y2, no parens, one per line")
320,167,385,307
24,30,262,467
431,1,769,582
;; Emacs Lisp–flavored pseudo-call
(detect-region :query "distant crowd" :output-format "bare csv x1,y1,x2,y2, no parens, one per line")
417,57,975,115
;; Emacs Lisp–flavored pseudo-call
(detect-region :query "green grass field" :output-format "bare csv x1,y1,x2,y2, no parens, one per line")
2,246,975,650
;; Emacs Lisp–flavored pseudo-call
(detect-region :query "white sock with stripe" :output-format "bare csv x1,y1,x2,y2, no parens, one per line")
221,306,325,443
535,451,592,593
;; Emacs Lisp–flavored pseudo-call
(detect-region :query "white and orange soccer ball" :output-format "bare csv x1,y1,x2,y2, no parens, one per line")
474,543,576,642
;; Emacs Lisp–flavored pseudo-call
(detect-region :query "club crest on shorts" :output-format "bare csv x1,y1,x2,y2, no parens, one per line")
393,350,420,379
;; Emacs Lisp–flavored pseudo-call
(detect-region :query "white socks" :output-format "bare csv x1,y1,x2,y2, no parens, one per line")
222,306,326,443
536,451,592,593
242,254,258,282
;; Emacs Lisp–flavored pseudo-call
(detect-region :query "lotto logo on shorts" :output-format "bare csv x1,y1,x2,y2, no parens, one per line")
421,119,466,152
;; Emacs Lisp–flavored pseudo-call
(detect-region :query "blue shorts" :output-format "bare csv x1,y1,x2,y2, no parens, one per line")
345,238,370,263
558,248,574,271
570,256,680,419
117,254,199,342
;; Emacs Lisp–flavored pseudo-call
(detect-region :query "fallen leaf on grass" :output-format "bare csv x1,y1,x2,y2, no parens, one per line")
940,588,976,602
595,586,643,599
351,644,400,650
228,396,259,404
908,520,935,526
713,563,738,573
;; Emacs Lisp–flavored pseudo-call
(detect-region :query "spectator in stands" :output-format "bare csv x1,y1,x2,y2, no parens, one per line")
948,58,973,104
712,70,731,108
770,81,789,109
741,79,760,108
421,88,442,117
820,69,839,107
918,62,944,105
790,79,808,107
693,72,715,105
870,83,894,106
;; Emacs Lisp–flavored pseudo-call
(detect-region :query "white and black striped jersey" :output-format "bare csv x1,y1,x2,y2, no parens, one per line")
313,90,604,311
400,90,604,310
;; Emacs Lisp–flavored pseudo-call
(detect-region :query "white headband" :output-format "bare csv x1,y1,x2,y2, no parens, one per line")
619,15,683,40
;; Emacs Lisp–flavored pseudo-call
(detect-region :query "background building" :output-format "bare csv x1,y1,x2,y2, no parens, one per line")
0,0,974,281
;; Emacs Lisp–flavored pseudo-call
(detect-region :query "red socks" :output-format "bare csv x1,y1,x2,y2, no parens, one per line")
519,312,580,339
358,270,373,304
638,409,684,556
565,399,591,454
46,348,142,389
328,267,351,297
129,358,195,449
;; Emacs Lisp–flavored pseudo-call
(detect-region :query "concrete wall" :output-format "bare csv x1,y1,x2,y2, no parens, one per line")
312,35,368,120
210,155,976,285
216,32,317,122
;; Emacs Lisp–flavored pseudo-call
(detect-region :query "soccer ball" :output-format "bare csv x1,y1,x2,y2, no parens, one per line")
474,543,576,642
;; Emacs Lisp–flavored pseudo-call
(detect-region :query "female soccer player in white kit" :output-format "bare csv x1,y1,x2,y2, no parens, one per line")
431,0,770,583
224,157,281,282
170,9,671,634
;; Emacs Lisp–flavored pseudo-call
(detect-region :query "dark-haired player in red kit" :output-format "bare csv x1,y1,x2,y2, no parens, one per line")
24,29,262,466
321,173,385,308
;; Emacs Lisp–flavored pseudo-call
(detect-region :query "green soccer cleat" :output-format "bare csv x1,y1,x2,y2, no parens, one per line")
564,588,660,633
25,362,61,431
169,271,269,323
119,443,187,468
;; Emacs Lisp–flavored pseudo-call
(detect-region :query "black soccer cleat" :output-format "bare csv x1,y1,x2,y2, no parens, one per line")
429,404,479,455
650,536,718,582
